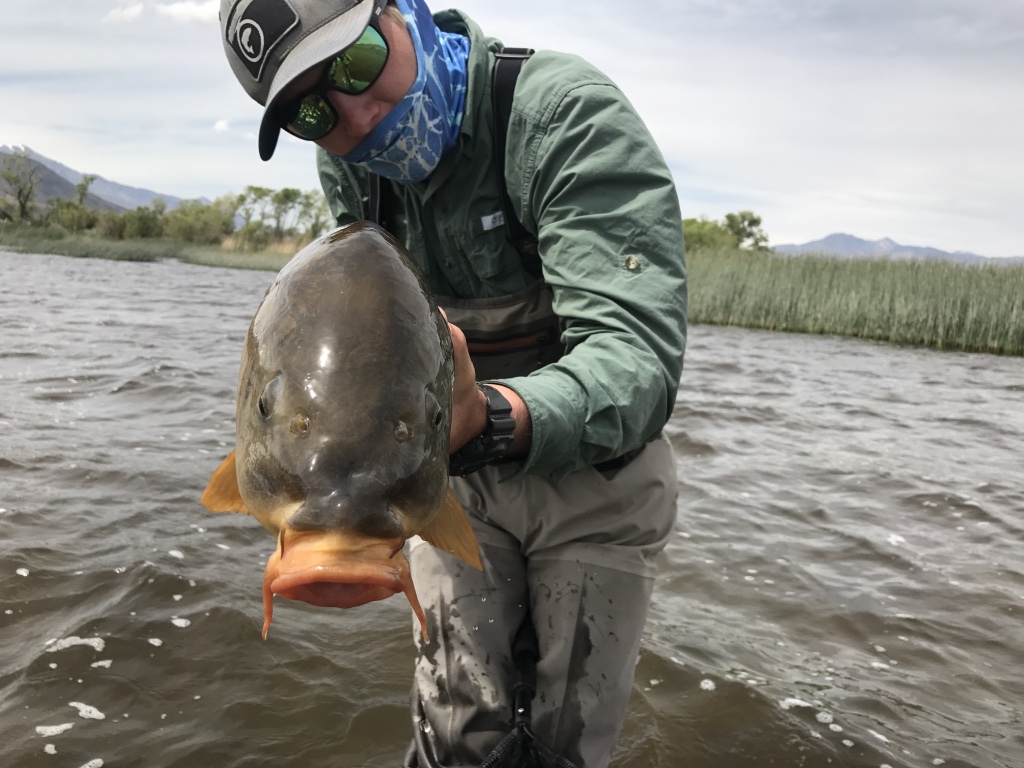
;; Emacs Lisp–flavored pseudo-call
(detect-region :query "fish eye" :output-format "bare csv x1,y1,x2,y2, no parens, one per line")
424,390,444,429
393,419,413,443
257,376,282,420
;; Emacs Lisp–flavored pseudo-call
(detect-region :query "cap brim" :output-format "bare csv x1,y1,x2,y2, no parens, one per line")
258,0,376,161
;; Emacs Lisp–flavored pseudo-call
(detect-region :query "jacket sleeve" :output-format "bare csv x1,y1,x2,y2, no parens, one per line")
500,62,688,478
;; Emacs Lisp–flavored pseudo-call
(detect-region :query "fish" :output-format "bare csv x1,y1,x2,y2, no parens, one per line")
201,221,481,640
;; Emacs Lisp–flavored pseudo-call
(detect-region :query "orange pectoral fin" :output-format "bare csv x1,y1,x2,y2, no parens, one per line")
417,488,483,570
201,450,250,515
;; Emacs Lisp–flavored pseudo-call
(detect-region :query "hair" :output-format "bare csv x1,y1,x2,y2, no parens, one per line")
383,2,404,25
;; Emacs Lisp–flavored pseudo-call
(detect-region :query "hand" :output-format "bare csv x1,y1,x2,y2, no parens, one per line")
444,313,488,454
443,310,533,458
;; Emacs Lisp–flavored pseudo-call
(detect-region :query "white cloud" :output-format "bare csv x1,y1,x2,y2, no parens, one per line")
102,4,144,24
155,1,218,23
5,0,1024,256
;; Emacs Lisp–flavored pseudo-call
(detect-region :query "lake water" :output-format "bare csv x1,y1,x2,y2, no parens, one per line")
1,249,1022,768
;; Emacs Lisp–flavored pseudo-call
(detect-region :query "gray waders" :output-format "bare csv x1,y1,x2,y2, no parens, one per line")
403,435,678,767
373,45,678,768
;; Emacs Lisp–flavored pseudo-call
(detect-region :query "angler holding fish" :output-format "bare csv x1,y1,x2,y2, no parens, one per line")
211,0,687,765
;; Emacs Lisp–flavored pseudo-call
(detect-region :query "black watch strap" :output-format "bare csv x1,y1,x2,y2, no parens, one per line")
449,384,516,477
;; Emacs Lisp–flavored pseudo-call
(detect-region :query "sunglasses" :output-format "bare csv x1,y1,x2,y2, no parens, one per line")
281,0,391,142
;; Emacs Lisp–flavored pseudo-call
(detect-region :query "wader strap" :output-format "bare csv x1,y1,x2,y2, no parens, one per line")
511,614,539,727
366,47,541,277
478,615,580,768
492,47,542,278
367,173,393,234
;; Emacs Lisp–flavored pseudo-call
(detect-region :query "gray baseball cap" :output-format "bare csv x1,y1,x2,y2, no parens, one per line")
220,0,377,160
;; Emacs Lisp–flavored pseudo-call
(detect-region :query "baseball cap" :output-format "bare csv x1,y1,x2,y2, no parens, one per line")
220,0,377,160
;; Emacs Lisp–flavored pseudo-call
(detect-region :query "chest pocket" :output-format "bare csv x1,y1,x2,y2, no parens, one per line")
437,280,564,381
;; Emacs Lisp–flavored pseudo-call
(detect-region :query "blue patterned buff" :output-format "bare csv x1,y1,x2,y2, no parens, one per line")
340,0,469,184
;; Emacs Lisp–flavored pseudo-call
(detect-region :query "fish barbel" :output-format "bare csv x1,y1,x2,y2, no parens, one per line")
201,222,481,640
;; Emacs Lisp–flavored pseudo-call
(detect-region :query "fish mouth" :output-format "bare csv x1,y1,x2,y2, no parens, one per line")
261,529,427,641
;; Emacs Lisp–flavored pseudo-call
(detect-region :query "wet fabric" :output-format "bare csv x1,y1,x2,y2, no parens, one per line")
340,0,469,182
403,434,678,768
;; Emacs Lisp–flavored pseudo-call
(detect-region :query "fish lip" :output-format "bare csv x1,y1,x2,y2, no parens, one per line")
269,561,405,598
259,531,427,640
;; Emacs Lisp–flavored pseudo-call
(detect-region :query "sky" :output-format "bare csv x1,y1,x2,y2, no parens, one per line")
2,0,1023,257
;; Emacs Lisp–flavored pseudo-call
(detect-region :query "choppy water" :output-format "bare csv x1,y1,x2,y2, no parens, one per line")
1,248,1022,768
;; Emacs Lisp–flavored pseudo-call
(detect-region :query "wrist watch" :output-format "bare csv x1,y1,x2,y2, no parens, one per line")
449,384,516,477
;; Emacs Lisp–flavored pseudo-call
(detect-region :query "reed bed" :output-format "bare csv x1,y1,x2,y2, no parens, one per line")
688,248,1024,355
6,225,1021,355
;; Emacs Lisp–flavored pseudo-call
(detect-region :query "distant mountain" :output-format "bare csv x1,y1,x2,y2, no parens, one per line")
0,151,124,214
774,233,1024,265
0,145,197,211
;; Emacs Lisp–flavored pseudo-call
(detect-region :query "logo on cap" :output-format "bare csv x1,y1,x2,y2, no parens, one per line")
238,20,265,62
225,0,298,82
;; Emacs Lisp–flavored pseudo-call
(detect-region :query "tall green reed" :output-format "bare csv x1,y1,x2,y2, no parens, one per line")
688,249,1024,355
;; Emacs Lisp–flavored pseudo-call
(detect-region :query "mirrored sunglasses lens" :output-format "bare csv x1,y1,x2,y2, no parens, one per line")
328,26,389,94
288,94,335,140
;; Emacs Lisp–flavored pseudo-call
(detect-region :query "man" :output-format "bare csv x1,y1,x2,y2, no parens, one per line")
219,0,687,765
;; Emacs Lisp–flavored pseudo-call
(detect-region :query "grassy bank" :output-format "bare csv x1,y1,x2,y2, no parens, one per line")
688,248,1024,355
0,224,293,271
4,224,1021,356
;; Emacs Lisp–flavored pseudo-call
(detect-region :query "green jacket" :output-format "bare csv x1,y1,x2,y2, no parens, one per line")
317,10,687,479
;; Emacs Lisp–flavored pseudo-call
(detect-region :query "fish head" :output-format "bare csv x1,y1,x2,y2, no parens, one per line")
233,222,452,537
202,223,478,638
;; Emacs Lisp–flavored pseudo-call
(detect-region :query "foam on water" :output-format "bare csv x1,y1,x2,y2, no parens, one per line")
35,723,74,737
69,702,105,720
779,698,813,710
45,637,105,653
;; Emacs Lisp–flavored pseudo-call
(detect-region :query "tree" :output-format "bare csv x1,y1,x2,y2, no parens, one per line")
682,211,771,253
682,216,738,252
269,187,302,240
0,150,41,221
151,196,168,217
237,220,270,250
75,174,97,206
297,189,332,239
48,199,96,232
122,206,163,238
236,186,273,249
212,192,241,224
96,210,126,239
162,199,235,244
723,210,769,251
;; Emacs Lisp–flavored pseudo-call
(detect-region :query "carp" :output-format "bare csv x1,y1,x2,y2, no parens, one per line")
201,222,481,640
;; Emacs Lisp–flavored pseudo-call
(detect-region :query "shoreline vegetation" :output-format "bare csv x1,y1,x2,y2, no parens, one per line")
0,224,294,272
2,217,1021,357
688,247,1023,357
3,150,1020,355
